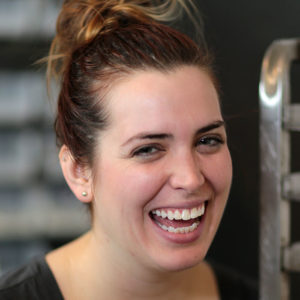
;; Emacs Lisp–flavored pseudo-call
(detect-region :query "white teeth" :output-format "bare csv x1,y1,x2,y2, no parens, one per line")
168,226,175,233
162,224,168,231
167,211,174,220
157,221,200,234
182,210,190,220
174,210,181,220
190,207,198,218
161,210,167,218
152,204,205,221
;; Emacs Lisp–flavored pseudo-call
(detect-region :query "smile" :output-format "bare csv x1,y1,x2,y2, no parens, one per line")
150,203,206,234
151,204,205,220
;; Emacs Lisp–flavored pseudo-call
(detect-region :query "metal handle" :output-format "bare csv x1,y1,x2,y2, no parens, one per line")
259,38,300,300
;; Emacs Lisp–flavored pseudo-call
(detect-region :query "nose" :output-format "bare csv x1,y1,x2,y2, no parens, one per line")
168,151,205,193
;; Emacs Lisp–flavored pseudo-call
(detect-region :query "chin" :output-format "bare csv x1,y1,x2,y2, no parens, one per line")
151,244,210,273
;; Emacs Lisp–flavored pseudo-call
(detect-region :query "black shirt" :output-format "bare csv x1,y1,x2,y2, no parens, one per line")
0,256,63,300
0,256,257,299
211,261,258,300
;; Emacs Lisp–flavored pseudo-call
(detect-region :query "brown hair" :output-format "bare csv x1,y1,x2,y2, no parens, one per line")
48,0,215,169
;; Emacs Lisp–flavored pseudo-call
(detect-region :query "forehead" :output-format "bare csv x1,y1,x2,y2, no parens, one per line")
105,66,222,133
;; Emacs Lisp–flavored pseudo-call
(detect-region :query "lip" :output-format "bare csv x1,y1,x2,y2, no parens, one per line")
149,201,208,244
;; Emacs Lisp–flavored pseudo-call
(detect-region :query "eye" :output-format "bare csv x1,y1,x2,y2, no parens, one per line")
196,135,225,153
132,144,165,160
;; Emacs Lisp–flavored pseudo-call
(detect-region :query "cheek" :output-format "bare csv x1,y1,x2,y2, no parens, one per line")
122,166,167,207
95,160,166,209
206,149,232,195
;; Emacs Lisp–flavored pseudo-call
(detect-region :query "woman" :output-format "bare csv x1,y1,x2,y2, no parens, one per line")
0,0,254,299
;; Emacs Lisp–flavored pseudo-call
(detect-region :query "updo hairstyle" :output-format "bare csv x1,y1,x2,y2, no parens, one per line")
48,0,216,170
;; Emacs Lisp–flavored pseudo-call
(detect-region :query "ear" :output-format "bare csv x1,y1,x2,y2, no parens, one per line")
59,145,93,203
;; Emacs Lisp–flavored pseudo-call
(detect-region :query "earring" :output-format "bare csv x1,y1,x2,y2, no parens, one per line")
82,191,88,197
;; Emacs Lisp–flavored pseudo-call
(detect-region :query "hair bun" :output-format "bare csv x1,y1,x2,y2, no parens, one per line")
47,0,198,81
56,0,187,53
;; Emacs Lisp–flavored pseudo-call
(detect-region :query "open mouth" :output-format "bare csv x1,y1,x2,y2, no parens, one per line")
149,202,206,234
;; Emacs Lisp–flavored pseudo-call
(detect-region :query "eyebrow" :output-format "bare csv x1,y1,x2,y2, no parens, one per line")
122,120,225,146
195,120,225,135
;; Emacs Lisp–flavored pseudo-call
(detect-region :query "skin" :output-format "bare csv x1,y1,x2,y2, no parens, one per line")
47,65,232,300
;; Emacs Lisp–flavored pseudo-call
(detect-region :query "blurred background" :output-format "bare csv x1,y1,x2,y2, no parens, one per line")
0,0,300,298
0,0,89,274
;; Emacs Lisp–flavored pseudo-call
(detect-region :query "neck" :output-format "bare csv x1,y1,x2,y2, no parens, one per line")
86,232,191,299
47,230,217,300
65,231,199,300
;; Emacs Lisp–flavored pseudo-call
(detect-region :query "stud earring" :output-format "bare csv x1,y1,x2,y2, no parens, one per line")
82,191,88,197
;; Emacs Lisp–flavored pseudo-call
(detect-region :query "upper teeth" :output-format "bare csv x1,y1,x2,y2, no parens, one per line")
152,204,205,221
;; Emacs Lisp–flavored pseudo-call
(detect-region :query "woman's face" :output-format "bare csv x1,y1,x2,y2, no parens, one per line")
92,66,232,272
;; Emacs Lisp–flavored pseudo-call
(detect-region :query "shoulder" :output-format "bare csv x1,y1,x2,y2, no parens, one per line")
209,261,258,300
0,256,63,300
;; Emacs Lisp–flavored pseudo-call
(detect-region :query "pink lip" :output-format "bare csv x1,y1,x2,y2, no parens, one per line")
149,203,207,244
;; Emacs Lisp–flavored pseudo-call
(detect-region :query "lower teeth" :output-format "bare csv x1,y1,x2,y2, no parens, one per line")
157,221,200,234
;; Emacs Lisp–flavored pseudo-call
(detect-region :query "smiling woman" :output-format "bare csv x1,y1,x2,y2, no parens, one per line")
86,67,232,277
0,1,255,299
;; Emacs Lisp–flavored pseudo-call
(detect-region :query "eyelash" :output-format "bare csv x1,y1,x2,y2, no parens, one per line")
132,144,164,158
196,135,224,153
